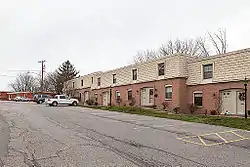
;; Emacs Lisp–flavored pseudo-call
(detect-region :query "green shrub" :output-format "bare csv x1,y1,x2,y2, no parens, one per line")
86,99,94,105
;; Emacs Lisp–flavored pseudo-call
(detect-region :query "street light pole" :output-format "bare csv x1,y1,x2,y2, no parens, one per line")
244,77,248,119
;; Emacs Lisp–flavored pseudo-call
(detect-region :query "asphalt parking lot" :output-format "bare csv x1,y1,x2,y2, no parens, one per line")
0,101,249,167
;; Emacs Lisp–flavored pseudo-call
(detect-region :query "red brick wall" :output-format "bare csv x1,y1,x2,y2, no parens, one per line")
0,92,9,100
73,79,250,115
75,78,187,110
187,81,250,114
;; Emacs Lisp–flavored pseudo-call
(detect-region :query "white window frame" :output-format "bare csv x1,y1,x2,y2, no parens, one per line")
158,62,165,76
94,93,98,102
97,77,101,86
202,63,214,80
165,85,172,100
132,69,138,81
81,79,83,87
112,74,117,84
193,91,203,107
127,89,132,100
116,91,121,99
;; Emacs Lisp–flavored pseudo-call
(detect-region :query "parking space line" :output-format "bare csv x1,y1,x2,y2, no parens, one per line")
215,133,228,143
231,131,247,139
177,130,249,147
180,138,204,146
198,136,207,146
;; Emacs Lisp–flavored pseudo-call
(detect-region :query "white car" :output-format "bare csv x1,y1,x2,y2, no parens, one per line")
14,96,22,101
46,95,79,107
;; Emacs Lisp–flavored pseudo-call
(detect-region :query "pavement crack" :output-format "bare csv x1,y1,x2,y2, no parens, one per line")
30,153,41,167
0,158,4,167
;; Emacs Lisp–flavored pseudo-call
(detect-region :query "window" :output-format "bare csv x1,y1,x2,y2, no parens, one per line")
97,77,101,86
128,90,132,100
113,74,117,84
60,96,66,99
158,63,165,76
94,94,98,102
91,77,94,84
81,79,83,86
72,82,75,88
194,93,203,107
116,91,121,99
165,86,172,100
203,64,213,79
132,69,137,80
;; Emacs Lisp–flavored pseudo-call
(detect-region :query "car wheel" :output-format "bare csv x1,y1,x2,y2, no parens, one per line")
72,101,77,106
38,100,43,104
52,101,58,107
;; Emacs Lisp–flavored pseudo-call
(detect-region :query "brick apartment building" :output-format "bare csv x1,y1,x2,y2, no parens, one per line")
65,49,250,115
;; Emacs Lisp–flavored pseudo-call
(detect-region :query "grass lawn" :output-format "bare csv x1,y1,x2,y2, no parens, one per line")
80,105,250,131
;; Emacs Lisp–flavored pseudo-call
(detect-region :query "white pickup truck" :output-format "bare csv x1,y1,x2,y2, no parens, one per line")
46,95,79,106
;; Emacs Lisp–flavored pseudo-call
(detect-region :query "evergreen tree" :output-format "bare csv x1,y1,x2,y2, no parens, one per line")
55,60,79,94
57,60,79,81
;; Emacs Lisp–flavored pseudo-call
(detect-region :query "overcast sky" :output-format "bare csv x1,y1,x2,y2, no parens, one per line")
0,0,250,90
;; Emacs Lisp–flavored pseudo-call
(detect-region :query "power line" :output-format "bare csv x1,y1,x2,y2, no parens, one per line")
0,73,17,77
5,69,40,72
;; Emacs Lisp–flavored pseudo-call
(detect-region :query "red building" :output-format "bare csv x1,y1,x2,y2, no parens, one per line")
0,91,12,101
7,92,33,101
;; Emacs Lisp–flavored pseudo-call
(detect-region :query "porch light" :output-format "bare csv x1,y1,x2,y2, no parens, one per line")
244,77,248,85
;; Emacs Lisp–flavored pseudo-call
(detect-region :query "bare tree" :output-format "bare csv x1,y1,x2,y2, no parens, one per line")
159,38,210,57
46,72,63,94
134,49,160,63
207,29,227,55
9,73,39,92
133,29,228,63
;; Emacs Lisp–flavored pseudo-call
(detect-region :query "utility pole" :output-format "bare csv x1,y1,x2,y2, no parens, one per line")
38,60,46,92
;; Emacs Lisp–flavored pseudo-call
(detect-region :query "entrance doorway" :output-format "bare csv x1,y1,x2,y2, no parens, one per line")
220,89,245,115
141,88,154,106
102,91,110,106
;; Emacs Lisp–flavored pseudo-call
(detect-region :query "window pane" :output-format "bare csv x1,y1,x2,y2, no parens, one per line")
128,90,132,100
132,69,137,80
194,93,203,106
116,91,121,99
94,94,98,102
158,63,165,76
165,86,172,99
113,74,116,84
60,96,66,99
97,78,101,86
203,64,213,79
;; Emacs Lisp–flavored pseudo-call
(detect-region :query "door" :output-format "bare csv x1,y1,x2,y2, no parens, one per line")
236,91,245,114
84,91,89,102
141,88,147,106
148,88,154,106
59,95,67,104
78,93,82,102
102,92,109,106
221,91,235,114
141,88,154,106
